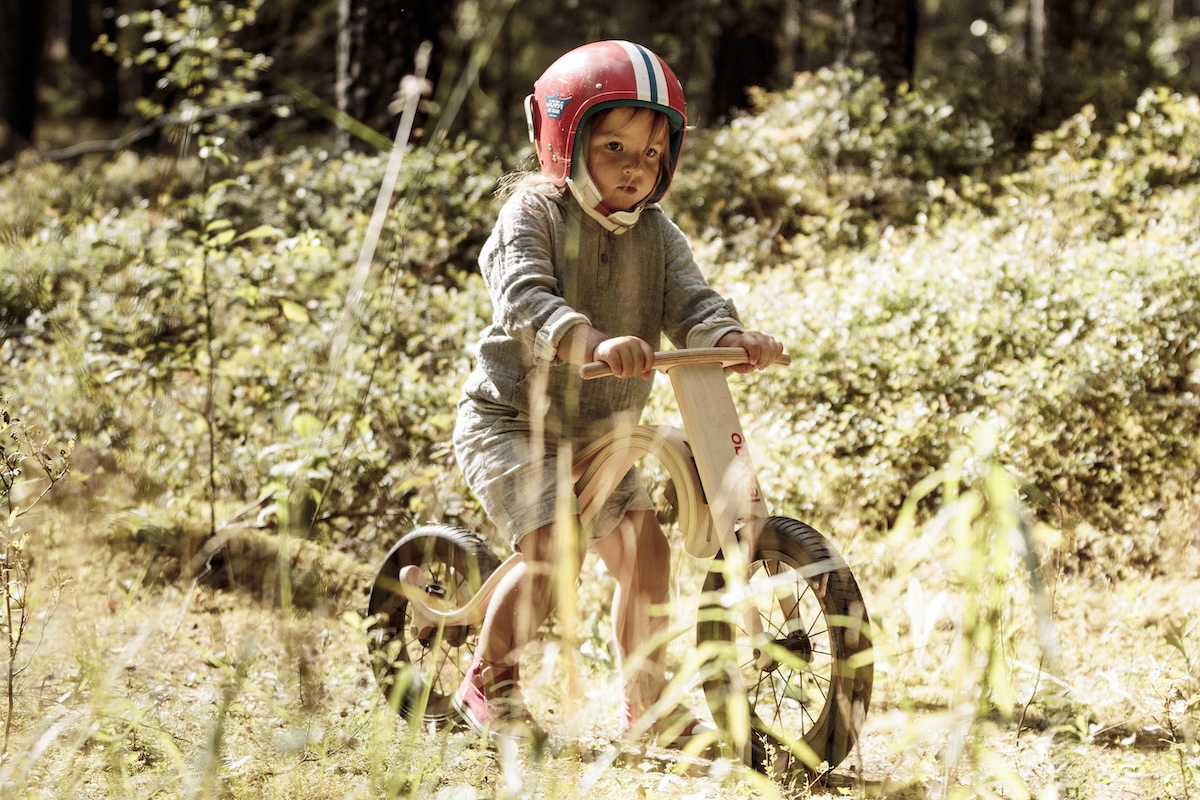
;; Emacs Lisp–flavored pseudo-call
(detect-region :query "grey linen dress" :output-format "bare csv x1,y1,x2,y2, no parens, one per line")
453,183,744,545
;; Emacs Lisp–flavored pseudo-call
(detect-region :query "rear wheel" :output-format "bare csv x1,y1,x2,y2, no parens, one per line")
367,524,500,723
699,516,873,777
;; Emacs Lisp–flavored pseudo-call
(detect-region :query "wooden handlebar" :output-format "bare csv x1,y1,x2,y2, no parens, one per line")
578,347,791,380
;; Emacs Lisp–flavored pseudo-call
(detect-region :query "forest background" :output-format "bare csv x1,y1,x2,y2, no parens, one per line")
1,0,1200,798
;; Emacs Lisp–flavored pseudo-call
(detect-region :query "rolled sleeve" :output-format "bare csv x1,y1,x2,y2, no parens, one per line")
534,306,591,363
686,310,743,349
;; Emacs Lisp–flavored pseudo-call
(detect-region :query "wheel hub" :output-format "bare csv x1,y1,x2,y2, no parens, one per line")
411,583,471,647
754,627,814,674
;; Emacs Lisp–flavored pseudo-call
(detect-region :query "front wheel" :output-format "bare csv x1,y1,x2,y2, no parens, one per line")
698,516,873,778
366,524,500,723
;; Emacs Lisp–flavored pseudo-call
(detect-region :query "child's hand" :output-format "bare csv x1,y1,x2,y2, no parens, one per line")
718,331,785,373
595,336,656,380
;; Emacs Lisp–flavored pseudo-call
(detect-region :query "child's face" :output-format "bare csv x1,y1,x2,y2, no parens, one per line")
585,107,669,212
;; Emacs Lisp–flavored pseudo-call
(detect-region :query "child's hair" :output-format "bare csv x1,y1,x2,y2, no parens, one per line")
497,164,560,200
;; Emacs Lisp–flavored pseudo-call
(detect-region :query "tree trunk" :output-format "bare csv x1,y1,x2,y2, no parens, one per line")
1029,0,1047,104
1040,0,1080,120
778,0,803,82
1045,0,1077,54
838,0,918,89
336,0,452,151
710,0,785,120
0,0,46,159
70,0,120,120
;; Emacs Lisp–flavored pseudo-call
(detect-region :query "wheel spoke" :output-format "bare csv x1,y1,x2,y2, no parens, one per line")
368,527,499,724
735,553,847,741
697,518,872,775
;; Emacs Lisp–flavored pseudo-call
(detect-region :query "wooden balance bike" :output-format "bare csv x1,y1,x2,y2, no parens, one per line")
366,347,873,778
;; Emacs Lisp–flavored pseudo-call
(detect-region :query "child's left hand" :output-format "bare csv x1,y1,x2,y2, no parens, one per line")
717,331,785,373
595,335,657,380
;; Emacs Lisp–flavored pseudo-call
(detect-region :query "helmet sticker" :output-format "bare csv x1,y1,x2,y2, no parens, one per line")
544,91,572,120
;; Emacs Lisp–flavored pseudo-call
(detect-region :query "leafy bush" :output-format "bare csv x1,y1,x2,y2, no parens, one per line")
0,142,501,558
95,0,273,140
1002,87,1200,241
728,87,1200,569
669,68,999,261
740,194,1200,554
2,75,1199,579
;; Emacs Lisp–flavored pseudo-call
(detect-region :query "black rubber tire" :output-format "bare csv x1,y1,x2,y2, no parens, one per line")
698,516,873,778
366,524,500,723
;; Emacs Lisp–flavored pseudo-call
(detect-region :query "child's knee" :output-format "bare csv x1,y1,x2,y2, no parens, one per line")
631,510,670,560
517,521,585,578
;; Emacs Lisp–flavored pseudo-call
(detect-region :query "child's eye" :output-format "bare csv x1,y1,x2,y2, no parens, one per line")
645,147,659,158
604,141,622,151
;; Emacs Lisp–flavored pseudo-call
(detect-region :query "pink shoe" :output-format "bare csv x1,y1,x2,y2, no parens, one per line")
452,659,536,741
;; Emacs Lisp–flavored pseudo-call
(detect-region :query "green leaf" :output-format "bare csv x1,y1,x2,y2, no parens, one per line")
279,300,309,323
235,225,284,242
207,229,236,247
291,413,323,438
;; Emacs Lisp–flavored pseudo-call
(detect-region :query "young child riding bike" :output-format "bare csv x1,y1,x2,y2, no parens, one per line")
451,39,783,744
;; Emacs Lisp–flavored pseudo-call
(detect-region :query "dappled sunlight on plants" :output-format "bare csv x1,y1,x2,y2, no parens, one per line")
721,154,1200,561
2,63,1199,798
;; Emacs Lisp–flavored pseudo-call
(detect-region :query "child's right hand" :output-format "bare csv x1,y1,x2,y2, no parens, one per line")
594,336,656,380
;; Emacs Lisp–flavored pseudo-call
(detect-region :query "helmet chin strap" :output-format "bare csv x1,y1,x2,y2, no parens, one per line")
567,170,643,235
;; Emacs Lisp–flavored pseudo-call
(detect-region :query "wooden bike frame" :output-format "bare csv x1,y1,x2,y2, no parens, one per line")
395,347,789,634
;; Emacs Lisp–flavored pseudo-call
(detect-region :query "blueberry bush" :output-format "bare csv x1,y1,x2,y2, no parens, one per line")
2,71,1198,579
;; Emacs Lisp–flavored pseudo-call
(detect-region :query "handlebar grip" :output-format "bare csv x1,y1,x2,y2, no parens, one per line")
578,347,790,380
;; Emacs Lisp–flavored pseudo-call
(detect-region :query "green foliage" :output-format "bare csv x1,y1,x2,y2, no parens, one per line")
1,403,74,527
3,70,1200,579
1159,618,1200,797
872,427,1062,798
743,191,1200,554
0,401,72,752
95,0,273,140
670,68,998,260
0,140,500,553
917,0,1200,145
690,80,1200,572
1012,87,1200,240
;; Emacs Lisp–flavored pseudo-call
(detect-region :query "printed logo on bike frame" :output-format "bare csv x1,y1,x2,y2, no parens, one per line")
544,91,572,119
615,41,667,104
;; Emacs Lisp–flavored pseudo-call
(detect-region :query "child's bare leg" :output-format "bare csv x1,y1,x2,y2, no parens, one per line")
592,509,671,719
477,520,585,668
456,520,585,730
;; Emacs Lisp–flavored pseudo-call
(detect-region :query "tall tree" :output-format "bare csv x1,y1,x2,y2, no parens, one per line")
69,0,120,121
1044,0,1079,67
1029,0,1081,116
838,0,919,89
711,0,783,119
336,0,453,151
0,0,46,159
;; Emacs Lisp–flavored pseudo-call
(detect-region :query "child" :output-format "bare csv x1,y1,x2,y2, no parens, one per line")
452,40,783,742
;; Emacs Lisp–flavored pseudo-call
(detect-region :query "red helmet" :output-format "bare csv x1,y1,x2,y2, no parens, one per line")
525,40,687,207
